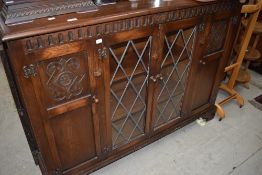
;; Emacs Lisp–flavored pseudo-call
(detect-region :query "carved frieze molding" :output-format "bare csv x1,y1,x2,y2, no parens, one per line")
1,0,97,24
23,1,239,52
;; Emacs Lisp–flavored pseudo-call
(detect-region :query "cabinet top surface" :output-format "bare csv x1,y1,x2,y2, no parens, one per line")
0,0,237,41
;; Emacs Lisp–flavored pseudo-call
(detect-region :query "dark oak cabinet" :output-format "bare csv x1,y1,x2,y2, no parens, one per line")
0,0,241,174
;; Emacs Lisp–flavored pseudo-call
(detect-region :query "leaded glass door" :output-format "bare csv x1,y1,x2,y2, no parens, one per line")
102,28,157,149
152,22,198,130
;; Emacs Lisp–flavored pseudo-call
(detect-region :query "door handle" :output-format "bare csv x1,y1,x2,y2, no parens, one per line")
156,74,164,81
150,74,164,82
92,95,99,104
199,60,206,65
150,76,157,82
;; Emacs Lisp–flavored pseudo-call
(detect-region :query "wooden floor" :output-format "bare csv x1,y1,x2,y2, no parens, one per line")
1,59,262,175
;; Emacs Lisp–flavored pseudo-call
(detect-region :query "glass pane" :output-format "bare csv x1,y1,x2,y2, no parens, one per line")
109,36,152,148
154,27,197,128
206,20,227,55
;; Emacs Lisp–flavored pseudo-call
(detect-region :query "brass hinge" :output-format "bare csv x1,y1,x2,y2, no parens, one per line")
23,64,37,78
103,146,111,154
32,150,41,165
98,47,107,60
232,16,239,25
198,23,205,32
53,169,63,175
17,107,25,117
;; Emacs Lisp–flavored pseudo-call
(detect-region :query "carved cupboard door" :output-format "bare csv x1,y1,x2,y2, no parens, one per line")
182,14,239,116
26,40,101,173
99,27,158,150
150,18,200,132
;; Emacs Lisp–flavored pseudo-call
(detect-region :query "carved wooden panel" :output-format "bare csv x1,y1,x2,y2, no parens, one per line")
205,20,228,55
1,0,97,24
38,52,90,107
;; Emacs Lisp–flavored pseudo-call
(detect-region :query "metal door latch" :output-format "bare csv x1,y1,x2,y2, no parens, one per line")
150,74,164,82
150,76,157,82
156,74,164,80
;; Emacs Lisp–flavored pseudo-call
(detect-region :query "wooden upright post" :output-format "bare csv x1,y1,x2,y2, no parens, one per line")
216,0,262,120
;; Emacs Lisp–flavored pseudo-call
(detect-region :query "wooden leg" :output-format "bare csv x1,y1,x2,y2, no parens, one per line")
216,83,245,120
215,103,225,121
251,35,260,50
224,86,245,107
236,92,245,108
219,83,235,96
245,60,251,70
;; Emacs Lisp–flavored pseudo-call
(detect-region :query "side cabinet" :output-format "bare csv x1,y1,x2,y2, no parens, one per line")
7,40,102,174
1,1,241,174
182,14,239,117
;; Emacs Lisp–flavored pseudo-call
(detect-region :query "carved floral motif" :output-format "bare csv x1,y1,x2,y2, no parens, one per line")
45,57,86,102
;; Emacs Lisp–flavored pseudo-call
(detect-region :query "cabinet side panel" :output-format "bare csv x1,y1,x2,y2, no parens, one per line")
0,47,39,164
5,40,55,174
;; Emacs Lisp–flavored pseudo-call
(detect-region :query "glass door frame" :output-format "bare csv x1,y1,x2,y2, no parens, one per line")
99,26,159,151
150,17,203,134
